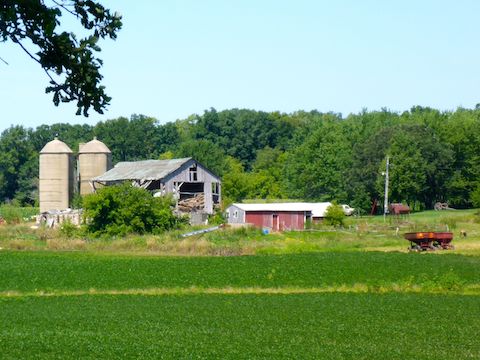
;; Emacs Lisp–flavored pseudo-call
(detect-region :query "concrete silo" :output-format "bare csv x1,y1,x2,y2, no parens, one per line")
39,137,74,212
78,137,112,195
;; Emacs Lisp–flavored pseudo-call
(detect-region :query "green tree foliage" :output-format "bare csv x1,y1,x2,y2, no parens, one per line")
222,148,287,203
347,123,396,211
324,203,345,227
372,123,457,210
439,109,480,208
0,126,36,203
14,155,38,205
194,108,295,168
383,130,428,207
175,139,227,176
248,147,287,199
285,120,351,201
82,183,179,236
0,0,122,115
470,185,480,208
3,106,480,211
31,123,93,151
221,157,251,204
94,115,179,162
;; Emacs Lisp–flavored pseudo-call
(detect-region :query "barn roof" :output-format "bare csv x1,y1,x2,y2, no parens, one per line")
93,157,193,182
230,202,332,217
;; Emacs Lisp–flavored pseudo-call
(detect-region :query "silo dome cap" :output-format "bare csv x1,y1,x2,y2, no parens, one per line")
40,137,73,154
79,137,111,154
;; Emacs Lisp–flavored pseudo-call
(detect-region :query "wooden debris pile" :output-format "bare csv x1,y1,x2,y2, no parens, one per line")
434,202,455,211
35,209,83,228
177,193,205,213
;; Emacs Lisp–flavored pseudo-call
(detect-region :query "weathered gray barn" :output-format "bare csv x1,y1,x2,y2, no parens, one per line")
92,158,221,214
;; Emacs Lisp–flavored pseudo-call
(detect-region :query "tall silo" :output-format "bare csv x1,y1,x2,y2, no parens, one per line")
39,137,74,212
78,137,112,195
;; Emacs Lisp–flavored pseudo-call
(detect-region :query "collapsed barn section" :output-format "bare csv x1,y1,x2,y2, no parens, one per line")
92,158,221,215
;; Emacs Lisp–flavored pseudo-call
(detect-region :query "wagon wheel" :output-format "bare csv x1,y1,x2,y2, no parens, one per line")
410,244,421,252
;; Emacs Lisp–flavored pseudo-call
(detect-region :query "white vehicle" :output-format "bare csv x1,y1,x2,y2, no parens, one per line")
341,204,355,216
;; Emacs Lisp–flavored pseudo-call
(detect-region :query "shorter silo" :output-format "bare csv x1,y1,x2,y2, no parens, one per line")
39,137,74,212
78,137,112,195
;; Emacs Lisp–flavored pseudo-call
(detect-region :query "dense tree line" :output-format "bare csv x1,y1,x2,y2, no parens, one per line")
2,106,480,213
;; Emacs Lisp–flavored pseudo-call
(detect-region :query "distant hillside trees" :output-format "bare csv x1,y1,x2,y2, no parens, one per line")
2,106,480,212
285,120,352,202
0,126,37,204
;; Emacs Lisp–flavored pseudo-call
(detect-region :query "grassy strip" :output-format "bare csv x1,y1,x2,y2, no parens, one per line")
2,209,480,255
2,283,480,298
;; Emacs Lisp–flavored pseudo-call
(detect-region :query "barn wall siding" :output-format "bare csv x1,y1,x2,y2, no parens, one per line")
163,161,221,214
204,182,213,214
225,205,246,224
278,212,305,230
245,211,306,231
246,212,273,229
165,161,219,183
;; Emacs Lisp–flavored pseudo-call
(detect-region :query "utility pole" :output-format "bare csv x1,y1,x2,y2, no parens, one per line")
383,156,390,222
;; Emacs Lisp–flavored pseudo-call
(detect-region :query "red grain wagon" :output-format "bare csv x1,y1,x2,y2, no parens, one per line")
432,232,454,250
404,232,454,251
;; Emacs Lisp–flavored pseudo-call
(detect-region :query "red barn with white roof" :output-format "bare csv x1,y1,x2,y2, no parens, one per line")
225,202,332,231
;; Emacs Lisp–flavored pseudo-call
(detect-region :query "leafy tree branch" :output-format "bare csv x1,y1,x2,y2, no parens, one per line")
0,0,122,116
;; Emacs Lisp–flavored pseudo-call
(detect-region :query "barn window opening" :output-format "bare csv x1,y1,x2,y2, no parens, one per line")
189,165,198,182
212,182,220,205
233,210,238,219
178,182,203,200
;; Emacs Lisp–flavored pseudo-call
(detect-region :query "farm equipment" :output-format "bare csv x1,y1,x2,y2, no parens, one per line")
433,202,455,211
390,203,410,215
404,232,454,251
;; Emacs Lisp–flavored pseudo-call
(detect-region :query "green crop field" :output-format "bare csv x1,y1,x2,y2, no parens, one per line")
1,209,480,358
1,251,480,359
1,293,479,359
1,251,480,293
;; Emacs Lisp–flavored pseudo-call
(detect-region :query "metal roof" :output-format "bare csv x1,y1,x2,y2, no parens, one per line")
93,157,193,182
229,202,332,217
40,138,73,154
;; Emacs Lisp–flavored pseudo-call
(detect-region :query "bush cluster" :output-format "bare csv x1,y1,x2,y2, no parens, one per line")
0,204,37,224
324,203,345,227
83,183,180,237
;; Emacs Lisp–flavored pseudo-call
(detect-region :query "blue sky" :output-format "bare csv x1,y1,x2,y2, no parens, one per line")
1,0,479,132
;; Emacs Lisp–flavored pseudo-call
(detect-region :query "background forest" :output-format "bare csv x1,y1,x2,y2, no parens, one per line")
2,106,480,213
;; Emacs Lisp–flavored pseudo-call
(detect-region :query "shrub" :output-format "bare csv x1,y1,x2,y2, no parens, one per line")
0,205,37,223
82,183,179,237
59,220,80,238
208,209,225,225
470,185,480,208
324,203,345,227
71,193,83,209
